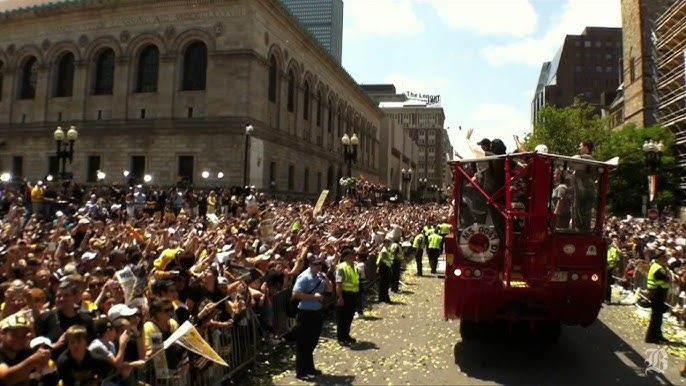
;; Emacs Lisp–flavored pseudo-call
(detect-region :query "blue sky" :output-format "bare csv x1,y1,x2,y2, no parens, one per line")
341,0,622,152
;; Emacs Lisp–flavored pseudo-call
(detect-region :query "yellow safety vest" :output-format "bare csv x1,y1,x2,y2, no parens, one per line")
439,223,451,235
424,226,435,235
428,233,442,249
413,233,425,249
390,243,403,261
377,246,392,267
607,246,619,269
647,261,670,290
337,262,359,293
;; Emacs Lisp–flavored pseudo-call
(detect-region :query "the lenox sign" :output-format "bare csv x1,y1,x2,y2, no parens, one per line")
404,91,441,105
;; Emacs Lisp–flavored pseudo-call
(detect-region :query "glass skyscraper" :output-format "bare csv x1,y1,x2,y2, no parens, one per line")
279,0,343,63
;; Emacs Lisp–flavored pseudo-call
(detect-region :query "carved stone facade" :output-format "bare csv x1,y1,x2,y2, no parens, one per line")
0,0,382,196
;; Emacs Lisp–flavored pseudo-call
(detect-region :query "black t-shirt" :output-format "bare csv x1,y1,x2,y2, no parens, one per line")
0,345,32,367
56,350,113,386
0,346,34,386
35,310,94,359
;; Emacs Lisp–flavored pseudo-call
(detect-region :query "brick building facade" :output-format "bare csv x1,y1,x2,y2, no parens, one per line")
0,0,382,196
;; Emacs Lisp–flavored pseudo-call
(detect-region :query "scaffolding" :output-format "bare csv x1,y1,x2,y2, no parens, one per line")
655,0,686,190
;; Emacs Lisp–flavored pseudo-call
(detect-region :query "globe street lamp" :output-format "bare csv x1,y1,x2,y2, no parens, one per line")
143,174,152,184
244,123,254,187
401,168,413,202
642,140,664,208
96,171,106,183
418,178,428,202
341,133,359,178
53,125,78,181
0,172,10,183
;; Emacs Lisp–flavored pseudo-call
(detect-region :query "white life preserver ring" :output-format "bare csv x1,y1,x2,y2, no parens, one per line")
458,223,501,263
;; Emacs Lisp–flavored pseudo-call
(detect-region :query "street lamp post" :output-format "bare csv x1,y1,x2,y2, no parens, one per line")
341,133,359,177
244,124,254,188
53,126,78,181
418,178,427,202
401,168,412,202
202,170,224,188
642,140,664,208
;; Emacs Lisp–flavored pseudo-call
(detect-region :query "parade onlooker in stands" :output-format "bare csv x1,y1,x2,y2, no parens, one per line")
56,325,113,386
0,312,52,386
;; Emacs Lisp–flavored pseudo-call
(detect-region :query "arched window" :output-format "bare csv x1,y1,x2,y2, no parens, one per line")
337,108,342,138
20,57,38,99
327,98,333,132
303,81,310,120
136,45,159,93
268,56,277,103
316,91,322,126
287,70,295,112
55,52,75,97
0,61,4,102
182,41,207,91
94,48,115,95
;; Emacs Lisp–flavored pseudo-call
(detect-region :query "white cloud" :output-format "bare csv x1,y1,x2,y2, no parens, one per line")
344,0,424,39
481,0,622,66
427,0,538,37
385,72,449,94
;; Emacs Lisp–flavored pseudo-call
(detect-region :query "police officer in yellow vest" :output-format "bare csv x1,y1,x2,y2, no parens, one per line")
412,228,426,276
438,221,452,251
606,237,620,303
427,232,443,275
645,253,672,344
376,238,393,303
390,239,404,293
423,225,435,237
335,248,359,346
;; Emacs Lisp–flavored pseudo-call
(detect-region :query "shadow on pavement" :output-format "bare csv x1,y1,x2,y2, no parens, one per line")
360,315,383,321
349,340,379,351
310,374,355,385
454,319,675,386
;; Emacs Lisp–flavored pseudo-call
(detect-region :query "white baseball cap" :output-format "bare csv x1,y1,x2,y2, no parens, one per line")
108,304,138,320
535,144,549,153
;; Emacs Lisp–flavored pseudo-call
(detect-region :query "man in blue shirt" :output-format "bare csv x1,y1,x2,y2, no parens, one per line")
292,255,332,380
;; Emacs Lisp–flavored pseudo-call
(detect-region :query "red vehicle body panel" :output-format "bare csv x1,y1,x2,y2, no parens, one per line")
443,152,610,327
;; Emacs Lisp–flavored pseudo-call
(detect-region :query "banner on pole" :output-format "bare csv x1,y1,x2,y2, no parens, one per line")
164,321,228,367
313,190,329,215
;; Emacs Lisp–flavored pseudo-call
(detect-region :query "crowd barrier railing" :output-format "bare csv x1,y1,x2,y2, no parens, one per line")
133,246,416,386
628,269,683,309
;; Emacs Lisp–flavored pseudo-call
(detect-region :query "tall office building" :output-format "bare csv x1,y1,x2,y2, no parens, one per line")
531,27,623,125
280,0,344,63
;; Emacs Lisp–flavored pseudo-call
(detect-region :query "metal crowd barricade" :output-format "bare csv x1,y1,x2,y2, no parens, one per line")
137,310,262,386
271,288,296,337
631,269,682,309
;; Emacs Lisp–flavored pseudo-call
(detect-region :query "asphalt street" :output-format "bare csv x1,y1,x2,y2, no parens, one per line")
240,258,683,385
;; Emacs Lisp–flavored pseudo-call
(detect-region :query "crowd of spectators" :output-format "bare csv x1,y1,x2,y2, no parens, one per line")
605,214,686,318
0,177,448,386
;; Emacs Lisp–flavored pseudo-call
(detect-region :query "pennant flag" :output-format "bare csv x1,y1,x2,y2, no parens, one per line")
164,321,228,367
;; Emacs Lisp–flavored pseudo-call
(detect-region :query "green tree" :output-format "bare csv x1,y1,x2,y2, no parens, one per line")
601,123,677,215
523,100,679,216
526,98,612,156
